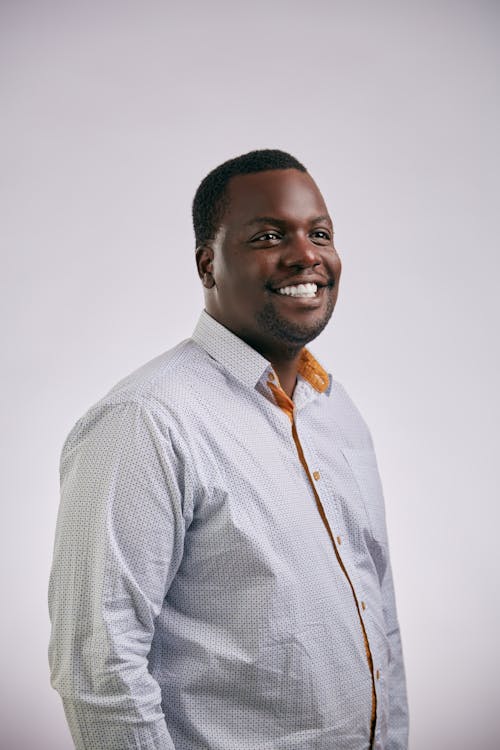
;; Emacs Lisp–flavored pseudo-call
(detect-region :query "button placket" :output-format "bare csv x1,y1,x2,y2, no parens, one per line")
295,423,346,558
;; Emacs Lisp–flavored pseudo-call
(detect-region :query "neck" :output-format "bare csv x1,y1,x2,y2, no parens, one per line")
203,310,306,398
239,335,305,399
268,350,304,398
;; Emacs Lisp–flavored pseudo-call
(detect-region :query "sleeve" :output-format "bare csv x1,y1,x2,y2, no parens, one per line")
48,398,190,750
333,381,409,747
381,553,409,750
367,428,409,750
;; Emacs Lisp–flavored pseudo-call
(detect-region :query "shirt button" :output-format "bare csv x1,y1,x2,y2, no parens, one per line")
336,535,342,545
268,372,275,381
376,669,380,680
312,471,320,481
361,601,366,611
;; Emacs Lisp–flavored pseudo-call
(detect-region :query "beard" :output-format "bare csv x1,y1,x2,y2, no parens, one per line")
255,290,336,353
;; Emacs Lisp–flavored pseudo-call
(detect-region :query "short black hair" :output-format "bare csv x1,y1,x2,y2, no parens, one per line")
192,149,307,248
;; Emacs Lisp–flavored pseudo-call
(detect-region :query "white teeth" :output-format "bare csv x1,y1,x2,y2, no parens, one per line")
277,282,318,298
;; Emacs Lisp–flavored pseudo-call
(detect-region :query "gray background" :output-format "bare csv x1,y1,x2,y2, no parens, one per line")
2,1,499,748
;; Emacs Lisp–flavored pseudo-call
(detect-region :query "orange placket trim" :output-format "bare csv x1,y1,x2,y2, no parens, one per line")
268,360,377,747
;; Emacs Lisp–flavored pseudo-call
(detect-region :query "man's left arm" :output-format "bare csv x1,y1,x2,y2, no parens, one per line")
381,540,409,750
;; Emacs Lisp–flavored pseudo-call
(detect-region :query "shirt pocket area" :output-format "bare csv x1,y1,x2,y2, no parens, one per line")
339,447,389,548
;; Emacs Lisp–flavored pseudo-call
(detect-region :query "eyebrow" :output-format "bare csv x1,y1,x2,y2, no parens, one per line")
310,215,333,227
245,214,333,227
244,216,285,227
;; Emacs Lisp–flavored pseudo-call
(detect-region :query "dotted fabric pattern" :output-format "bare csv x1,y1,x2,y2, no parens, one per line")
48,310,408,750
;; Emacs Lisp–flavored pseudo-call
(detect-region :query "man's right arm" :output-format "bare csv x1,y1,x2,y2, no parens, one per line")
48,398,190,749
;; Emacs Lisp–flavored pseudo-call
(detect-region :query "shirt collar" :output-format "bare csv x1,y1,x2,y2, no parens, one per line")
192,310,270,390
191,310,332,396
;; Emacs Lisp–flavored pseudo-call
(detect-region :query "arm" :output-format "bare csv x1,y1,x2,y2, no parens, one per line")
381,540,409,750
334,382,409,747
48,399,189,749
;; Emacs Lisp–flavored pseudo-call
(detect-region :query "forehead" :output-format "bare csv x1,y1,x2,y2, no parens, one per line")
223,169,330,228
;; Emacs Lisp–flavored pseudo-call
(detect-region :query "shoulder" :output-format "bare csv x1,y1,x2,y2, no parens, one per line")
105,338,208,403
60,338,213,465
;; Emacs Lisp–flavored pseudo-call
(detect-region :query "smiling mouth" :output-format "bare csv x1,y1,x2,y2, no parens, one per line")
274,282,319,299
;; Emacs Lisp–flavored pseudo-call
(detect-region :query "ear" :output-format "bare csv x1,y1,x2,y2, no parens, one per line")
195,245,216,289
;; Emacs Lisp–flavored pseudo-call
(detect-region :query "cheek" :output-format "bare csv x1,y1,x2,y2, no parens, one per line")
329,252,342,280
223,261,269,290
217,270,262,306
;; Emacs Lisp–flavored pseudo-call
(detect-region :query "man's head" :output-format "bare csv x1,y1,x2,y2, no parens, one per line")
193,149,341,361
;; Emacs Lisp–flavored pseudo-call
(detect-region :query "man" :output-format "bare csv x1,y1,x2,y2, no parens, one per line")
49,149,408,750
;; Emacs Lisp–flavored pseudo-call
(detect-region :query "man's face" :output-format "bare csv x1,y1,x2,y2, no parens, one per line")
198,169,342,358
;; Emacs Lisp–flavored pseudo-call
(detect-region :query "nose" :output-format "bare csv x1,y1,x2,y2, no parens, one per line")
282,232,321,269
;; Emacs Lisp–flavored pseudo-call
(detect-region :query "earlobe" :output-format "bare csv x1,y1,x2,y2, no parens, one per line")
203,272,215,289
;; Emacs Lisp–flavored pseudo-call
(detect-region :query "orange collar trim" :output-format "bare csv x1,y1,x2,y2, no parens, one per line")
297,349,329,393
267,350,329,421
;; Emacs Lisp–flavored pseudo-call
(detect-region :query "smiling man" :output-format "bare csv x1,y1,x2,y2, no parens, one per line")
49,150,409,750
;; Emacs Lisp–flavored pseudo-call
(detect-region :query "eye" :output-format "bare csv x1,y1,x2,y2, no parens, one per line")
251,231,282,243
310,229,332,243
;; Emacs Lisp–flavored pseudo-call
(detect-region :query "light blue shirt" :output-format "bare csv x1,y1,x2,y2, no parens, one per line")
49,310,408,750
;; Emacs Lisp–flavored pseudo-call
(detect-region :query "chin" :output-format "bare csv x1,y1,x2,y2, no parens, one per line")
256,302,335,347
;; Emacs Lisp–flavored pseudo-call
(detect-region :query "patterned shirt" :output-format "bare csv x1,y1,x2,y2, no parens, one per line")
48,310,409,750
